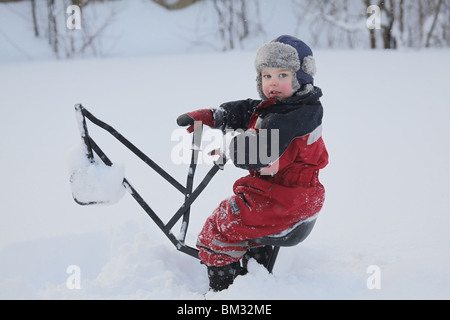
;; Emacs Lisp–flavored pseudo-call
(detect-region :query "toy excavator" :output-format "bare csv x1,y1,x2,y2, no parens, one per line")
69,104,315,273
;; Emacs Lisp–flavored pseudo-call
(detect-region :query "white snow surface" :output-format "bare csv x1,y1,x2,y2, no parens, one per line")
1,1,450,300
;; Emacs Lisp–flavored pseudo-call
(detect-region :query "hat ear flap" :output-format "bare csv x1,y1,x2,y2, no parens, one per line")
256,74,268,100
301,55,316,77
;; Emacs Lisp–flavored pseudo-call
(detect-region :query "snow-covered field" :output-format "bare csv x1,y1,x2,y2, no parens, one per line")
1,48,449,300
1,1,450,300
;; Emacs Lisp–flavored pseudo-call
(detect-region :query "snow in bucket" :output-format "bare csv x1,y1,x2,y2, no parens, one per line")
67,142,125,206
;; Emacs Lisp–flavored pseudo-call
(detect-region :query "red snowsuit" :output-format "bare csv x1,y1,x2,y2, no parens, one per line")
197,87,328,266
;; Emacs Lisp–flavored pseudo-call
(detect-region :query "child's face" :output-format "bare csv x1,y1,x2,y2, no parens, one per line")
261,68,294,100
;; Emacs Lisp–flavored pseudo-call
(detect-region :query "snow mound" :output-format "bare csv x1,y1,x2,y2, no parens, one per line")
67,142,125,206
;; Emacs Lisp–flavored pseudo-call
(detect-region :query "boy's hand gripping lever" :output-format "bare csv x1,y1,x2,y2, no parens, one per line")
177,109,227,169
176,109,215,133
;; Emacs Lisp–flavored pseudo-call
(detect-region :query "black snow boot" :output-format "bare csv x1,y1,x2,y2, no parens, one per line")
207,261,241,292
242,245,273,271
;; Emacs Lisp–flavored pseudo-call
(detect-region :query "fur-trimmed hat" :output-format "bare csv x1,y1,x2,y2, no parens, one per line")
255,35,316,100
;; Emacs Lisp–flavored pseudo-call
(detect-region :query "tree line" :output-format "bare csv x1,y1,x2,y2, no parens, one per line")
3,0,449,58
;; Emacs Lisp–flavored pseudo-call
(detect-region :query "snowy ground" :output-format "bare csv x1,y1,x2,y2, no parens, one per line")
1,48,449,300
1,0,450,300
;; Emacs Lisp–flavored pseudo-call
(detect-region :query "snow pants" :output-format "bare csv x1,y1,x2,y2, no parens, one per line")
197,174,325,266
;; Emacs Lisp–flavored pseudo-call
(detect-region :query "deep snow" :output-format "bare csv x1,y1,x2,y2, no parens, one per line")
1,1,450,300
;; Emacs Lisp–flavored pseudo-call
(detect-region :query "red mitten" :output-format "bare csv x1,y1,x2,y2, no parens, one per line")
177,109,214,133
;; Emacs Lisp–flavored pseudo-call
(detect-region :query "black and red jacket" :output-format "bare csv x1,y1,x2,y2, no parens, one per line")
213,86,328,188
